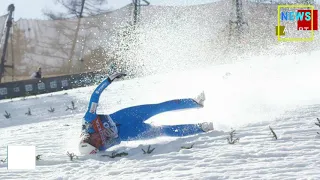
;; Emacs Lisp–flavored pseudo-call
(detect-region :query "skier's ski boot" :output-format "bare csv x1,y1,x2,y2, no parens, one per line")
194,91,205,107
199,122,214,132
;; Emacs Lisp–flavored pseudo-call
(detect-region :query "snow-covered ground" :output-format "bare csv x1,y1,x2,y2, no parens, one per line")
1,49,320,179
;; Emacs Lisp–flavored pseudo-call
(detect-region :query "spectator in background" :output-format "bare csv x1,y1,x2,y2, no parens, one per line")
31,67,42,79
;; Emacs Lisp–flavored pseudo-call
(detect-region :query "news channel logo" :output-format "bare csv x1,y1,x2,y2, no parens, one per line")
276,4,318,42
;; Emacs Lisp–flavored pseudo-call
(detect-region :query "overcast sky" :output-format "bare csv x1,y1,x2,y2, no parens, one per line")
1,0,221,20
3,0,319,20
1,0,131,19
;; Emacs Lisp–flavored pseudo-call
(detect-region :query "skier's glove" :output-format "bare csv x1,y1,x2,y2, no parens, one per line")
108,72,126,82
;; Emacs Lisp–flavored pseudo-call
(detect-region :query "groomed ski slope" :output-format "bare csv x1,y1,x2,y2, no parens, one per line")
1,50,320,179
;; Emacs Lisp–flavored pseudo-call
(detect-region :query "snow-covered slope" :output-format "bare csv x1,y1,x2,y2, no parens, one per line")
1,49,320,179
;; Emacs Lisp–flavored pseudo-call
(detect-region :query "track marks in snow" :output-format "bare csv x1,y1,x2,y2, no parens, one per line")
2,107,320,179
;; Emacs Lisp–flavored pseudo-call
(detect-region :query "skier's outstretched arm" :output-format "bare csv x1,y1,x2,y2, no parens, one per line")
84,73,126,122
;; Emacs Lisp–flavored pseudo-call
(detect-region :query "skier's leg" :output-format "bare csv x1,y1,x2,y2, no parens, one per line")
158,124,205,137
110,98,202,125
117,122,213,140
116,122,153,141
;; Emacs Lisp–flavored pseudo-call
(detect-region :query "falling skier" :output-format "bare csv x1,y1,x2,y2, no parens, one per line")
79,72,213,154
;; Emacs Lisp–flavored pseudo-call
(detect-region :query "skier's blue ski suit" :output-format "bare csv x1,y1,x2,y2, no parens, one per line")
82,73,205,151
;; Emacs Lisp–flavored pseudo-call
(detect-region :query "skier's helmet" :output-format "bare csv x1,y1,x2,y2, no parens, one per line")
79,133,98,154
79,142,98,154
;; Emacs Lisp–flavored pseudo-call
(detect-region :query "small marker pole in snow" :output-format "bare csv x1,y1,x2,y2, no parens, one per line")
36,155,42,161
227,129,239,144
102,151,128,158
142,145,155,154
48,107,55,113
0,158,7,163
4,111,11,119
67,151,78,161
66,101,77,111
25,108,32,116
315,118,320,134
315,118,320,127
269,126,278,140
181,144,194,149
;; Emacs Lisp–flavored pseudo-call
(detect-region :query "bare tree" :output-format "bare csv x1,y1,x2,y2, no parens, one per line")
43,0,110,20
6,25,31,79
42,0,111,74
